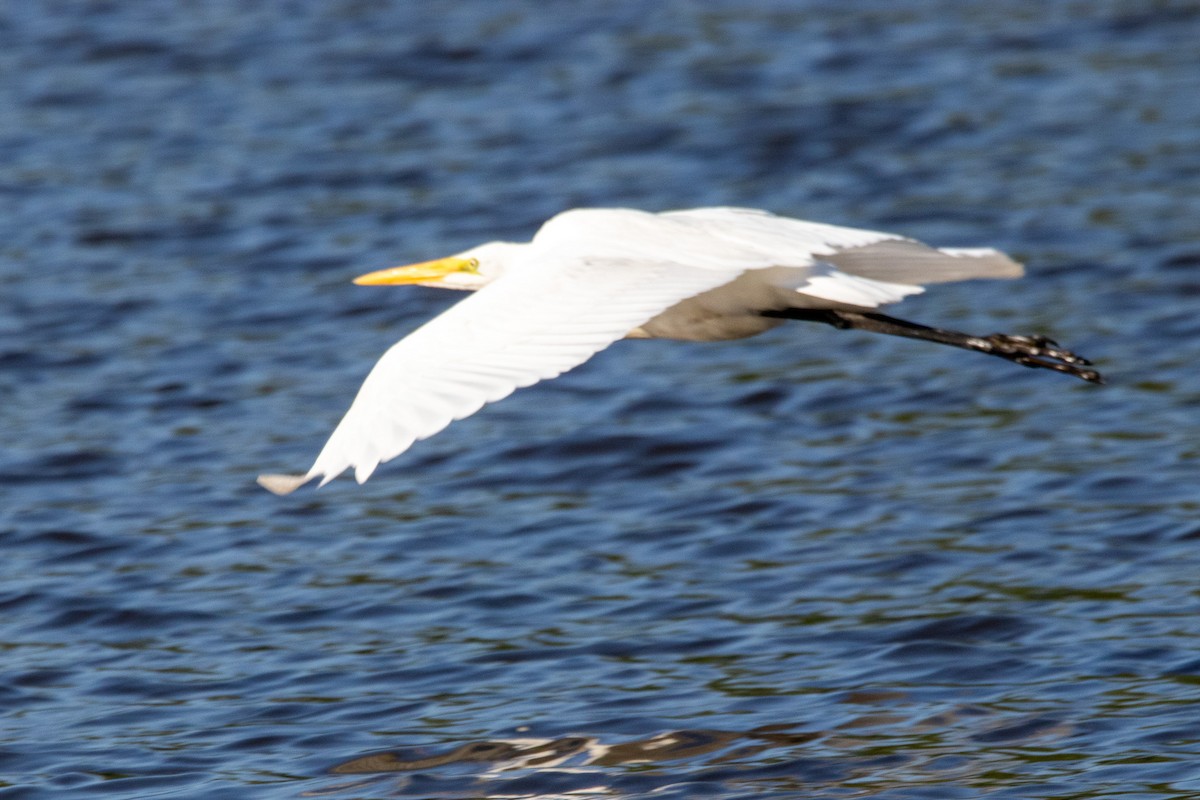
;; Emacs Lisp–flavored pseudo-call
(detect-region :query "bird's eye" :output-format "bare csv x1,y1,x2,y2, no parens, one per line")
466,258,480,272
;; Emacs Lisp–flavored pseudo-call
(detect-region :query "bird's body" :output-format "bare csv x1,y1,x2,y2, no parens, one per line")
259,207,1099,495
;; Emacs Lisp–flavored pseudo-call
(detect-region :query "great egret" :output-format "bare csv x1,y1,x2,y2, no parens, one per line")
258,207,1100,495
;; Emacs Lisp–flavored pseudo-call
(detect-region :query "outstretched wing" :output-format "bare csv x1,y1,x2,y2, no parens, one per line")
258,257,745,494
664,207,1023,287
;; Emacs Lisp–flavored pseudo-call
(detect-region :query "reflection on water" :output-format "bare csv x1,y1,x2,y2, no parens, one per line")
321,706,1075,798
332,727,815,774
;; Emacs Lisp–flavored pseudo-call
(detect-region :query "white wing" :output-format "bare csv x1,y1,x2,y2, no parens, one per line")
258,257,745,494
663,206,897,254
664,207,1023,289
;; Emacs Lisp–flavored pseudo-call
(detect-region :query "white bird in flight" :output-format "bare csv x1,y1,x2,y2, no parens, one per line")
259,207,1100,495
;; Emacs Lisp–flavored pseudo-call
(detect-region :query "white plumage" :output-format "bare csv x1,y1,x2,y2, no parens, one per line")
258,206,1045,495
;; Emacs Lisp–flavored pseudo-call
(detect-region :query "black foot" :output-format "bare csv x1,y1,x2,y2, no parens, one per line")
974,334,1103,383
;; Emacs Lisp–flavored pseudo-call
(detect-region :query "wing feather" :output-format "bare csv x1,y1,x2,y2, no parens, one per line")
662,207,895,254
663,207,1023,287
260,257,744,493
822,240,1023,284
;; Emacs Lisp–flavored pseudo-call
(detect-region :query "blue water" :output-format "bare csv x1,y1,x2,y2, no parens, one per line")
3,2,1200,797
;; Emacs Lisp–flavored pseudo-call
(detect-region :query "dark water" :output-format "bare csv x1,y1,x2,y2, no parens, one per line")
2,1,1200,797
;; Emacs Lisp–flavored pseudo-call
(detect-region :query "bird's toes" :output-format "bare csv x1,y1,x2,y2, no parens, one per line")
1013,355,1103,383
986,333,1092,366
982,333,1102,383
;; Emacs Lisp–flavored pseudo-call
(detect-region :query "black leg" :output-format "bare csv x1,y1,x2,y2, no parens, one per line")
762,308,1103,384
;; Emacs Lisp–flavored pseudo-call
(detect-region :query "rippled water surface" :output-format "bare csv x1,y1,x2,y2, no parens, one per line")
3,2,1200,798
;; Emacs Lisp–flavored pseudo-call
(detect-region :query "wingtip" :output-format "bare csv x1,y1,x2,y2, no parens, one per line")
938,247,1025,279
256,473,313,496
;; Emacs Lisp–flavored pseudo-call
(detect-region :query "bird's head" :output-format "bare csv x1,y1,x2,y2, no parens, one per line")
353,241,522,291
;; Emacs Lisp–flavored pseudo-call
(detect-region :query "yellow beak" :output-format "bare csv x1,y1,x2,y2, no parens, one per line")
353,257,473,286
